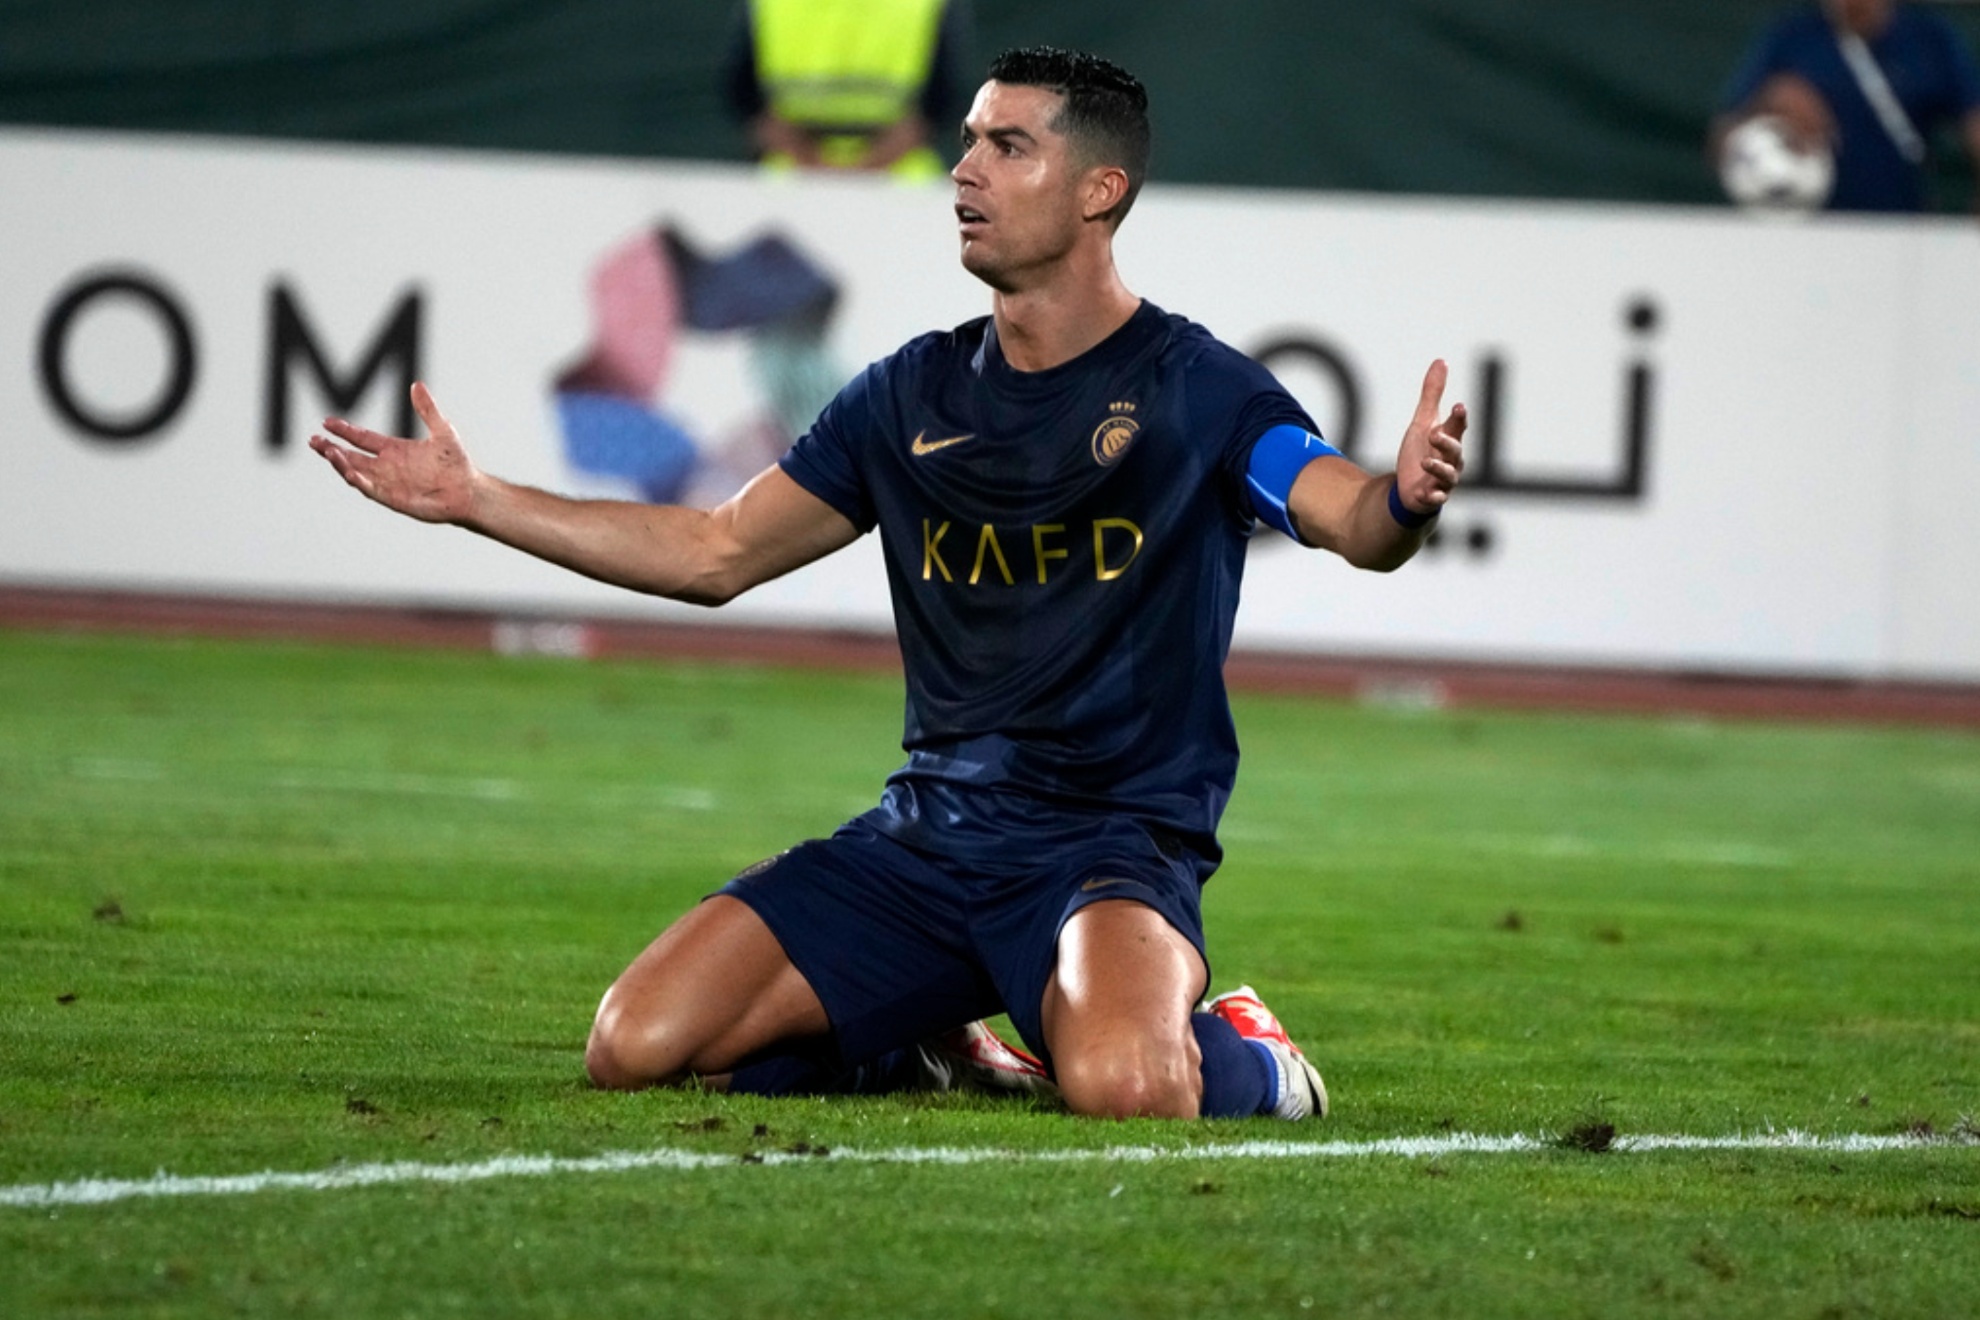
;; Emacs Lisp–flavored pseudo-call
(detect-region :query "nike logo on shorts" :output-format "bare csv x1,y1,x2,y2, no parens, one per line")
1081,876,1133,892
911,431,975,456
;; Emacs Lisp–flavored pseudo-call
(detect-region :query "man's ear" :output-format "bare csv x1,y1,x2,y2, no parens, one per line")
1081,165,1132,223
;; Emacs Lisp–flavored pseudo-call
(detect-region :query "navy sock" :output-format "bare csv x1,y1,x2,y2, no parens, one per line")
727,1045,923,1097
725,1050,836,1096
1192,1011,1273,1118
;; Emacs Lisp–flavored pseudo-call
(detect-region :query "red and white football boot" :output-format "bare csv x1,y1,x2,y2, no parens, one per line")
917,1020,1058,1098
1205,985,1329,1120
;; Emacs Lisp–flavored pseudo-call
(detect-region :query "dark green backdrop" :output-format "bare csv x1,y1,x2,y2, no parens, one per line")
4,2,1978,207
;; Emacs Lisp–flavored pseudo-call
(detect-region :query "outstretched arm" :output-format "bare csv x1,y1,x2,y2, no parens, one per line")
1285,359,1466,572
309,383,860,606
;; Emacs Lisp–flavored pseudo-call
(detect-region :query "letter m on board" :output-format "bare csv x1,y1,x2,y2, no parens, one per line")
263,282,423,451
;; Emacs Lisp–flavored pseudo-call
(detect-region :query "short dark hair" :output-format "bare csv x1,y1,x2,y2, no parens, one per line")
985,46,1151,224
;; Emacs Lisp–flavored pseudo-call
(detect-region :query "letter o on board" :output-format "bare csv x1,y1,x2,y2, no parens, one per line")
38,271,199,444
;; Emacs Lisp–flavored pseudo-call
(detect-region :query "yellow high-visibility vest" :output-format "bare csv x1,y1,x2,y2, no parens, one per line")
752,0,947,131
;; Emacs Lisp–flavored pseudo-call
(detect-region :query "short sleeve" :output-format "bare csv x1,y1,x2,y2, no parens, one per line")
1186,345,1319,501
779,366,881,533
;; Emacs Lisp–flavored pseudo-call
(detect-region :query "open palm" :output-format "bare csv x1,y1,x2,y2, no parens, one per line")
308,382,477,525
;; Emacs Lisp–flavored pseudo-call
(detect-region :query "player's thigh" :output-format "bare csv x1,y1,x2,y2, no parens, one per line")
985,819,1210,1064
1040,898,1209,1117
722,826,1000,1064
1042,897,1208,1040
587,895,829,1088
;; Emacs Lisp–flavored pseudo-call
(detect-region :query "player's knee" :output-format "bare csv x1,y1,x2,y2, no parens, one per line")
1056,1037,1202,1120
584,1021,642,1091
583,1005,642,1091
584,989,690,1091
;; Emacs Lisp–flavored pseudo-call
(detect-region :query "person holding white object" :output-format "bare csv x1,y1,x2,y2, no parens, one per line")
1711,0,1980,213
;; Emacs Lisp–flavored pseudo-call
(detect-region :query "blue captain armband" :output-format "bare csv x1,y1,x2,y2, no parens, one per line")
1245,424,1343,544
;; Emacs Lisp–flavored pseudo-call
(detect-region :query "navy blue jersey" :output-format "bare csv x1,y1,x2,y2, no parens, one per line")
780,301,1314,870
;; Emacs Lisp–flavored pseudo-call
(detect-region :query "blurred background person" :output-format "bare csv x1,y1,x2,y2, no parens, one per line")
1711,0,1980,213
723,0,974,180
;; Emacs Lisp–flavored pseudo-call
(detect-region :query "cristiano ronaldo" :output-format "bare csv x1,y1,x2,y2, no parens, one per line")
311,47,1466,1120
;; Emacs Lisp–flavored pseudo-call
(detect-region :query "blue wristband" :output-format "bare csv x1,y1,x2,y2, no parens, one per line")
1387,481,1437,529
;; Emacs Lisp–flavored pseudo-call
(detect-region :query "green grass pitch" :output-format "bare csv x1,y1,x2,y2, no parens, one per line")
2,628,1976,1318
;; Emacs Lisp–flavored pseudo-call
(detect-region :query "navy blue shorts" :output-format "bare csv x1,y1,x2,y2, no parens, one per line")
717,802,1208,1071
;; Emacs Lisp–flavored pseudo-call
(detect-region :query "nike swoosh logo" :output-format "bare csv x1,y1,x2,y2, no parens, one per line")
911,431,975,456
1081,876,1133,892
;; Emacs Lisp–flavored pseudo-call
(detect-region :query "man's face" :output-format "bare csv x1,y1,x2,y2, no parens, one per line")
1827,0,1896,37
951,81,1090,291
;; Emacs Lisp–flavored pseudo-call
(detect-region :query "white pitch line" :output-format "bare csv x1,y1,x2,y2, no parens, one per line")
0,1131,1953,1211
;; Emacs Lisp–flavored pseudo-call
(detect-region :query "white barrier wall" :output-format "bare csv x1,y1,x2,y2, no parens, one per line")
3,128,1977,680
